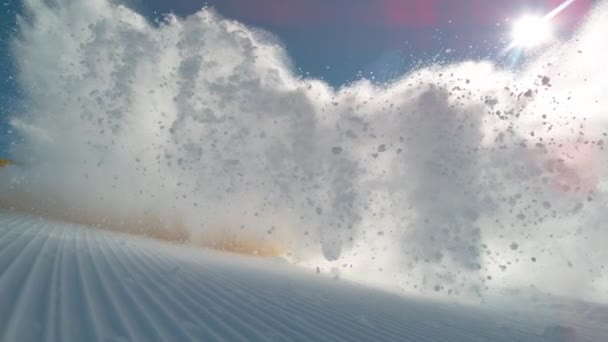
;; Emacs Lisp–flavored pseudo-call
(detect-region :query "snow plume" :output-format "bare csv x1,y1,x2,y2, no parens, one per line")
1,0,607,302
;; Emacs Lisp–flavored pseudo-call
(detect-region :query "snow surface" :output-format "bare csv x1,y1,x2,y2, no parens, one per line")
0,209,606,342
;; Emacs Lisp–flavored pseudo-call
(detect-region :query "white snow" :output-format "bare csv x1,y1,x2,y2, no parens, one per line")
0,209,606,341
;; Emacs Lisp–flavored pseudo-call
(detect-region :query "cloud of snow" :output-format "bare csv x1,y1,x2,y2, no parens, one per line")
1,0,607,303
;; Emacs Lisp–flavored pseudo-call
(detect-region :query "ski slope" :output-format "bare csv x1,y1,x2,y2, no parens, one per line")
0,209,605,342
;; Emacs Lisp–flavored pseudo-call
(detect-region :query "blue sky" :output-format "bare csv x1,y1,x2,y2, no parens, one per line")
0,0,595,154
0,0,22,154
130,0,593,84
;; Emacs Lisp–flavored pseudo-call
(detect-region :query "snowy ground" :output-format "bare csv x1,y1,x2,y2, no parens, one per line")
0,209,606,342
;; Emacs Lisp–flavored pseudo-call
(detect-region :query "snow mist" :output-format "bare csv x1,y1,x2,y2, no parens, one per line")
1,0,607,303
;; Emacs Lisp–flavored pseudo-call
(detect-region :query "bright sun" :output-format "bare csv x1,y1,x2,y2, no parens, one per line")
511,15,553,48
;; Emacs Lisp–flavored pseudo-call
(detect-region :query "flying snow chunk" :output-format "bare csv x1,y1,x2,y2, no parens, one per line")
322,238,342,261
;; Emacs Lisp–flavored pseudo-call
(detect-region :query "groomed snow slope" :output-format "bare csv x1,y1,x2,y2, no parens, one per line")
0,209,606,342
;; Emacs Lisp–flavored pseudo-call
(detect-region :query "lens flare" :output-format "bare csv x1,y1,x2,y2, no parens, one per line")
0,159,13,168
511,15,553,48
505,0,578,53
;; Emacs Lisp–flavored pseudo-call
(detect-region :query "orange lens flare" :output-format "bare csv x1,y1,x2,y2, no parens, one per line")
0,159,13,168
0,193,288,258
194,229,288,257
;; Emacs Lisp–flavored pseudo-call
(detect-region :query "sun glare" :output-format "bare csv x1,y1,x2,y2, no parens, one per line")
511,15,553,48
